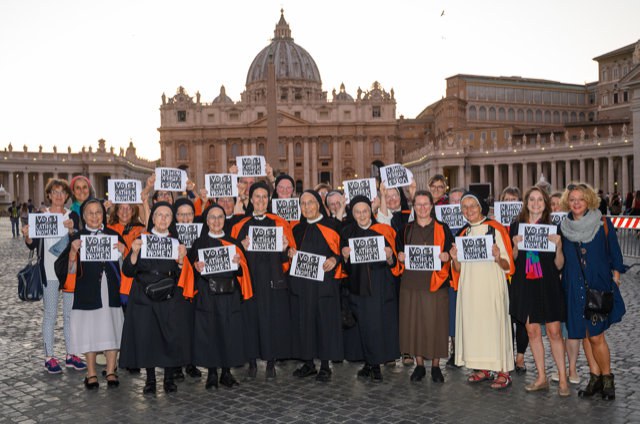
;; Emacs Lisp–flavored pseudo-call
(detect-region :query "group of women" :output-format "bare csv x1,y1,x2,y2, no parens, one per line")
22,170,625,401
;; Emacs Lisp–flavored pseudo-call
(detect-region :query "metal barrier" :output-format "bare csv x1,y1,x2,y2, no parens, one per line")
609,216,640,258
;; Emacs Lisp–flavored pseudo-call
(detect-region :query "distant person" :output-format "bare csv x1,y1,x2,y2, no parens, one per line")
8,201,20,237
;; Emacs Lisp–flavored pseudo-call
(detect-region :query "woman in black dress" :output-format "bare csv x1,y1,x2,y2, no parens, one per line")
188,204,253,389
231,181,294,379
288,190,344,381
509,187,569,396
119,201,189,394
340,196,402,382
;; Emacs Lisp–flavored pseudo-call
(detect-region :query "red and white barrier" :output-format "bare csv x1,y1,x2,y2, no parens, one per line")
610,216,640,230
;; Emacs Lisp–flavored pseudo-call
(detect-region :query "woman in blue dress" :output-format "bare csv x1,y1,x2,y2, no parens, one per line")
560,183,625,401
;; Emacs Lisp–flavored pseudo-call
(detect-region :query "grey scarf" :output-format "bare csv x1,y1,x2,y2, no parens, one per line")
560,209,602,243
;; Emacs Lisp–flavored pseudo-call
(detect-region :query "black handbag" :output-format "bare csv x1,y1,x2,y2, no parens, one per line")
17,250,44,301
574,243,614,324
207,277,235,294
144,276,176,301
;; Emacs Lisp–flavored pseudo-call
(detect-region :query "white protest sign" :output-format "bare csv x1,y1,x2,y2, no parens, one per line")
405,245,442,271
517,224,557,252
198,245,238,275
236,155,266,177
272,198,301,221
435,204,468,230
290,250,326,282
154,167,187,192
455,235,493,262
28,213,66,239
348,235,386,264
205,173,238,198
494,201,523,226
176,223,203,249
80,235,120,262
107,179,142,204
550,212,568,226
247,226,284,252
343,178,377,202
380,164,413,189
140,234,180,260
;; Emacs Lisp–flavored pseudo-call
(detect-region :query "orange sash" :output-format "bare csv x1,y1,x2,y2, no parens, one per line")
370,223,403,277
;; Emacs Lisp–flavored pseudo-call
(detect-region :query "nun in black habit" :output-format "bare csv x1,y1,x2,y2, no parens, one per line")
187,203,253,389
230,181,295,379
288,190,345,381
118,201,190,394
340,196,403,382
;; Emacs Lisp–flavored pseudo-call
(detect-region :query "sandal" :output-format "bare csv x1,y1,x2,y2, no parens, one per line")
490,372,512,390
84,375,99,390
105,373,119,388
467,370,493,383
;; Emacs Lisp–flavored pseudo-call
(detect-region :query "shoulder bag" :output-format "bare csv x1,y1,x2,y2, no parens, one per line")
574,242,613,325
18,249,44,301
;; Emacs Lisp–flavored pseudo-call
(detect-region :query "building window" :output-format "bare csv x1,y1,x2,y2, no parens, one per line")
553,111,560,124
257,112,264,119
294,111,301,118
229,112,239,121
570,112,577,123
178,144,188,161
258,143,265,156
295,142,302,157
490,130,497,140
488,107,496,120
278,142,286,158
468,106,477,120
613,93,618,104
207,113,215,122
601,69,607,81
562,111,568,123
231,143,240,157
613,67,619,79
480,132,486,141
526,109,533,122
343,110,351,120
320,141,329,156
535,110,542,123
469,133,475,141
319,171,331,184
345,141,352,155
498,108,506,121
544,110,551,123
372,106,381,118
601,95,609,106
579,112,586,121
319,111,329,119
281,88,288,100
504,130,510,140
623,91,628,102
478,106,486,120
373,140,382,156
517,109,524,122
177,111,186,122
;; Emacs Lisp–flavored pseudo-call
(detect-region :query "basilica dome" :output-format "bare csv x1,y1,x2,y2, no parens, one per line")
245,11,321,86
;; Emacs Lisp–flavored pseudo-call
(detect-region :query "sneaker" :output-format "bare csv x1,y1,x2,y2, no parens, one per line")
45,358,63,374
65,355,87,371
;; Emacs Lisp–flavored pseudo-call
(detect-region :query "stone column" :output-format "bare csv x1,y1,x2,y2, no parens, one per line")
250,138,257,155
564,160,571,185
288,138,295,177
593,158,601,190
479,165,486,184
493,165,501,197
551,161,557,191
37,172,44,205
303,138,310,190
579,159,585,182
7,171,14,202
22,171,29,203
535,161,542,183
458,165,465,189
607,157,614,193
356,137,365,179
522,163,529,189
332,137,340,187
622,155,629,200
220,139,227,172
195,141,204,190
311,138,318,187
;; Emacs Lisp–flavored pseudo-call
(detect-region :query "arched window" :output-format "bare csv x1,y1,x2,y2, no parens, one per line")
488,107,496,120
295,142,302,157
535,110,542,123
544,110,551,123
468,105,477,120
526,109,533,122
517,109,525,122
578,112,586,122
570,112,577,123
562,111,568,123
178,144,188,161
479,106,487,120
498,108,506,121
373,140,382,156
507,108,515,121
258,143,265,156
345,141,352,155
553,111,560,124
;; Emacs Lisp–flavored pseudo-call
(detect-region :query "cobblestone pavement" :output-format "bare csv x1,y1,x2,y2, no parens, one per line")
1,218,639,423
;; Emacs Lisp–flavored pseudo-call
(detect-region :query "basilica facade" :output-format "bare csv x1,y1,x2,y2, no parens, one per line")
158,11,399,192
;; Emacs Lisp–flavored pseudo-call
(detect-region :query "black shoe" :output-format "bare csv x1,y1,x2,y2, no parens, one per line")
205,369,218,389
431,366,444,383
446,354,460,369
163,381,178,393
578,373,603,398
515,364,527,376
601,374,615,401
316,368,332,382
370,366,383,382
265,362,276,379
410,365,426,382
105,373,119,388
219,371,239,388
84,375,99,390
143,380,156,395
357,364,372,378
293,363,317,378
246,366,257,380
173,368,185,382
185,364,202,378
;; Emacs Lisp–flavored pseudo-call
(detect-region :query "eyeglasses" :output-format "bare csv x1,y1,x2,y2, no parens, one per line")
430,185,446,190
50,190,66,196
